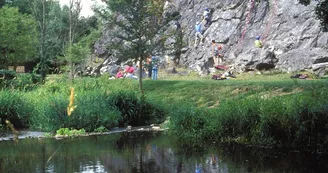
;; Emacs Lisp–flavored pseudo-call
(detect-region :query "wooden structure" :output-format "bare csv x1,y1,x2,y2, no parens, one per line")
8,66,25,73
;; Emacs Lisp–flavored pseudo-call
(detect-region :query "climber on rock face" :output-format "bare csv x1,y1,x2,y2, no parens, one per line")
175,21,181,31
254,36,263,48
194,21,204,48
202,8,211,27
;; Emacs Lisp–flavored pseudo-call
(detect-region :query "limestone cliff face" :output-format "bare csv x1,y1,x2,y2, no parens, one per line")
94,0,328,75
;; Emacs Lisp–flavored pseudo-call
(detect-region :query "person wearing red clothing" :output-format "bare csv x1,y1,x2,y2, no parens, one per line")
116,68,124,79
125,63,138,79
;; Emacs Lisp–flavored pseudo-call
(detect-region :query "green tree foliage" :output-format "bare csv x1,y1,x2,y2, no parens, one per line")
62,42,90,73
95,0,169,92
0,6,38,70
0,0,5,8
315,0,328,32
299,0,328,32
2,0,32,14
30,0,48,82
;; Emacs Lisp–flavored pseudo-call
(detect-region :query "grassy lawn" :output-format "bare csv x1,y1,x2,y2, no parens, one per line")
44,72,328,108
140,72,328,107
39,72,328,113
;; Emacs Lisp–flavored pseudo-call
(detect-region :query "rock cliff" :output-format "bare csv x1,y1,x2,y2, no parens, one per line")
93,0,328,75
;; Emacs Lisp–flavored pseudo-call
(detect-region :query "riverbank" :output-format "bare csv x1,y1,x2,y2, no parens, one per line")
1,73,328,152
0,126,164,141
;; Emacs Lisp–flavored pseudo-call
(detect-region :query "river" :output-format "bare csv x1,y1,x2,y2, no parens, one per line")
0,131,327,173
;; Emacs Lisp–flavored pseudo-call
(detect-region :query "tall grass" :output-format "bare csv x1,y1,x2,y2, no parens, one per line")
168,88,328,152
1,73,328,152
1,76,166,132
0,91,31,128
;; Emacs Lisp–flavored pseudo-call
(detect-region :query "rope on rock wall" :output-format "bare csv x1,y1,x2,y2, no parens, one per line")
237,0,255,48
261,0,278,43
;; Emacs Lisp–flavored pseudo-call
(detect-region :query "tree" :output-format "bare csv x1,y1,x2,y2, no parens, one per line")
62,42,89,74
64,0,83,81
30,0,48,82
0,6,38,70
2,0,32,14
0,0,5,8
95,0,169,93
299,0,328,32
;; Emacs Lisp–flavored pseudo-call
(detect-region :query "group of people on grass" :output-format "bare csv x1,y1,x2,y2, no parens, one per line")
115,64,138,80
114,55,159,80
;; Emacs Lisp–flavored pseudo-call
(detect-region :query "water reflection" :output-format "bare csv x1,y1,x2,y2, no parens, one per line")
0,131,327,173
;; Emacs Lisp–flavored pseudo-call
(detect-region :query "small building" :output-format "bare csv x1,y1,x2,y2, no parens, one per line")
8,66,25,73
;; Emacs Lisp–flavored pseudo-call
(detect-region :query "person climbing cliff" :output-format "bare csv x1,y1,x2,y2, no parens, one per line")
202,8,211,27
175,21,181,31
254,36,263,48
194,21,204,48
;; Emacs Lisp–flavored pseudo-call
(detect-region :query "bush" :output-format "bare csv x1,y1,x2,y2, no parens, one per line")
0,70,16,79
107,91,166,127
0,72,41,90
169,89,328,152
56,128,86,136
168,103,210,143
67,90,121,132
28,94,68,131
0,91,30,128
27,84,167,132
94,126,108,133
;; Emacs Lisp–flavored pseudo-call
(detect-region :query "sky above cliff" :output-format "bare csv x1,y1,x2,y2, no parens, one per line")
59,0,104,17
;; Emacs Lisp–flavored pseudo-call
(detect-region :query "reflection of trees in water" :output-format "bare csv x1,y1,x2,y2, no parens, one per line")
1,132,328,173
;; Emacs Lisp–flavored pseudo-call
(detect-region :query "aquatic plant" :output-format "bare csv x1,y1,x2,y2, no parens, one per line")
94,126,108,133
56,128,86,136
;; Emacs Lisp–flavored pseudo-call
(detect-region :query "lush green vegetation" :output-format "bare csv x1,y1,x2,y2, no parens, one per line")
0,0,99,81
1,72,328,152
0,74,167,132
56,128,86,136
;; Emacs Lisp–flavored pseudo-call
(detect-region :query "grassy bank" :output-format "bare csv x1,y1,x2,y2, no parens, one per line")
1,73,328,152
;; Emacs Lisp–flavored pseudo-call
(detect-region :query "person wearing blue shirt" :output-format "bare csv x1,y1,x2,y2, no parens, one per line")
151,56,158,80
194,21,204,48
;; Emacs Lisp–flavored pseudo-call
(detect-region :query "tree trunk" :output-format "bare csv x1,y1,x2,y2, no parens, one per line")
138,57,144,95
69,0,73,81
40,0,47,83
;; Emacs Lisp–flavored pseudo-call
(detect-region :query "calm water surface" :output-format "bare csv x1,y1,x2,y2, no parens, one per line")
0,131,327,173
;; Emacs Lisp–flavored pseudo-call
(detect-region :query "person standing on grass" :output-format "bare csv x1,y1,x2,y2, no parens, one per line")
146,55,152,78
211,40,224,66
151,56,158,80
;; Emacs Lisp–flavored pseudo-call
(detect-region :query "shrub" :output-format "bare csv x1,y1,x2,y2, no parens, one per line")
107,91,166,127
168,103,209,142
56,128,86,136
64,90,121,132
0,72,41,90
0,91,30,128
0,70,16,79
168,89,328,151
94,126,108,133
28,94,67,131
